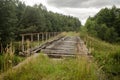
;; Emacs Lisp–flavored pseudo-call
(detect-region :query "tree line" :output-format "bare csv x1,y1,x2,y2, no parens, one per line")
85,6,120,43
0,0,81,46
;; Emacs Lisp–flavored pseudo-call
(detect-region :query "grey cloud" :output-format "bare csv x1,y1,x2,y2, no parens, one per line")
47,0,120,8
60,8,100,24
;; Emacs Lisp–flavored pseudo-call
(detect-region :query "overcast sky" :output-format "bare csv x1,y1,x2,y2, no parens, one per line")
20,0,120,25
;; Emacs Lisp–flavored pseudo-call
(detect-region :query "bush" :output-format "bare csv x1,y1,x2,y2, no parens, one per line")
80,33,120,80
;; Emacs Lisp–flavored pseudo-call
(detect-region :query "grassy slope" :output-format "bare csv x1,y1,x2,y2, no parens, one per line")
2,54,103,80
80,32,120,80
0,32,105,80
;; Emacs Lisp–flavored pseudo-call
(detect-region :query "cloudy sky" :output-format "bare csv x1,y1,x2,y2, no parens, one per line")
20,0,120,25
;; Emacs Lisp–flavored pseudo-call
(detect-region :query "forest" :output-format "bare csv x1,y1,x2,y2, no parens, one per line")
0,0,81,47
85,6,120,43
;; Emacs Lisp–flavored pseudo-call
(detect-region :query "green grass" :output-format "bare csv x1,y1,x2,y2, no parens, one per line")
1,54,105,80
0,43,25,73
0,54,24,73
62,32,79,37
80,32,120,80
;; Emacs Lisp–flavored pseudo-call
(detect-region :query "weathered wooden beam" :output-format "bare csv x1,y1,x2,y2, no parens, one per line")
41,49,75,54
37,33,40,45
22,35,25,52
47,54,75,58
42,33,44,41
31,34,33,42
20,32,44,36
48,32,50,39
46,32,48,41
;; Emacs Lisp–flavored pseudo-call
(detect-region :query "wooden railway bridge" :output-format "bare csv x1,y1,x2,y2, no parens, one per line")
20,32,88,57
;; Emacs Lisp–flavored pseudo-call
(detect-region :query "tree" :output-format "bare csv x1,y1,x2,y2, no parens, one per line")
0,0,81,46
85,6,120,42
0,0,17,46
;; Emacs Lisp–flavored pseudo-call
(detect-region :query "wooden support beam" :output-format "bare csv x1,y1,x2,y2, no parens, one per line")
55,32,57,36
0,44,3,53
46,32,48,41
37,33,40,45
31,34,33,42
22,35,24,52
54,32,55,37
42,33,44,41
52,32,54,37
49,32,50,39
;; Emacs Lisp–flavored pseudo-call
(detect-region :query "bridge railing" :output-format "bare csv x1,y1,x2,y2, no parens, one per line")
20,32,61,52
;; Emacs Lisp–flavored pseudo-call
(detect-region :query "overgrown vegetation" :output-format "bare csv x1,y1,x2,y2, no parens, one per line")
85,6,120,43
0,43,24,73
81,6,120,80
82,6,120,79
80,31,120,80
1,54,105,80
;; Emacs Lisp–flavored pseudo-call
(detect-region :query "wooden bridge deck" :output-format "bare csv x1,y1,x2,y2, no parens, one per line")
20,34,89,58
41,36,88,58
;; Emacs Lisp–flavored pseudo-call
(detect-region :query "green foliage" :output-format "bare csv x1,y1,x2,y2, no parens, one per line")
0,43,24,73
0,53,24,73
80,33,120,80
2,54,105,80
0,0,81,47
0,0,17,46
85,6,120,43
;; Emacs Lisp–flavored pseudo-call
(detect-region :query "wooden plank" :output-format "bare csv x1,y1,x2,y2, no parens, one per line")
31,34,33,42
47,54,75,58
41,49,75,54
37,33,40,45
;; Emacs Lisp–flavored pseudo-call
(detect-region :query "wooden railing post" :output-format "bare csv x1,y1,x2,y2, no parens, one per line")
31,34,33,42
54,32,55,36
22,35,24,52
48,32,50,39
46,32,48,41
37,33,40,45
42,32,44,41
